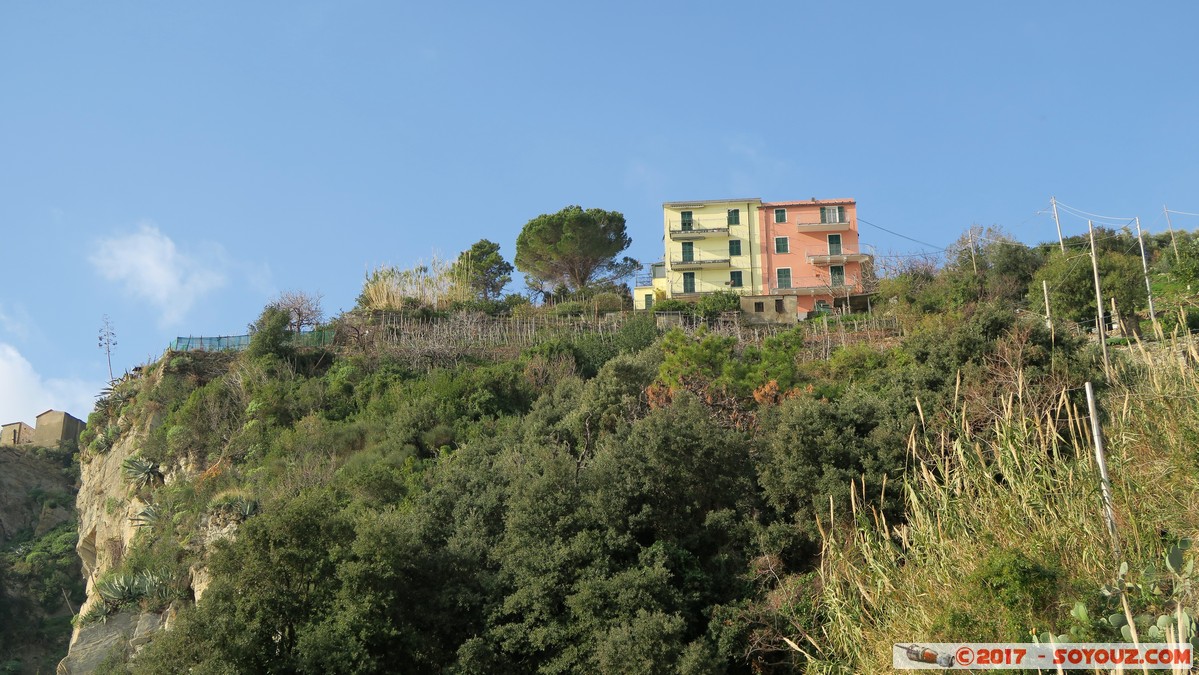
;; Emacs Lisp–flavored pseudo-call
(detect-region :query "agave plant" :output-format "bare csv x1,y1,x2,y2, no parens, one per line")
120,456,161,490
95,571,142,607
131,504,163,528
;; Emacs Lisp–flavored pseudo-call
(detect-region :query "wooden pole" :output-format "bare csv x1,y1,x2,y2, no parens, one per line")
1134,217,1160,338
1088,220,1111,377
1042,279,1052,330
1164,205,1181,266
1051,196,1065,252
1085,381,1121,558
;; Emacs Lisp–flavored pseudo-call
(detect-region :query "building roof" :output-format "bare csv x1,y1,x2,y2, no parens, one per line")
761,198,856,207
663,198,761,207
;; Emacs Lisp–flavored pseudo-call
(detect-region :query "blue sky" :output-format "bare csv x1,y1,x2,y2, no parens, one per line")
2,1,1197,423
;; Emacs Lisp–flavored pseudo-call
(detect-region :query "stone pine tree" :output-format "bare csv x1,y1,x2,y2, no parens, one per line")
514,205,639,293
452,239,513,301
98,315,117,382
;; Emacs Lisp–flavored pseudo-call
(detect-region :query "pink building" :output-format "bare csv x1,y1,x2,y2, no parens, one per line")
756,199,871,315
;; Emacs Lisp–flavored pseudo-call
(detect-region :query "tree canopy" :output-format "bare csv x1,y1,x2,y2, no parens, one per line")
452,239,513,301
515,205,639,292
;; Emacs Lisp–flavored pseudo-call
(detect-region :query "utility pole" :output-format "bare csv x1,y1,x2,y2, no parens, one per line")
1163,205,1181,265
1134,217,1160,338
1051,196,1065,252
969,230,978,274
1088,220,1111,378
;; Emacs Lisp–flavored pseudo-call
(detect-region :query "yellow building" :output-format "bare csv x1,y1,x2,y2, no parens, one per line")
633,198,762,310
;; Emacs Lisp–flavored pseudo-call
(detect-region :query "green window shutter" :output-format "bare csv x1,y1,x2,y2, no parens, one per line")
729,239,741,256
820,206,827,223
837,205,845,222
730,271,743,287
777,268,791,289
727,209,740,225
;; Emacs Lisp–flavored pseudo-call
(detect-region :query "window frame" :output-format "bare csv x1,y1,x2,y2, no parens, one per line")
753,301,765,313
774,236,789,254
820,205,845,224
776,267,792,289
830,264,845,287
774,208,787,224
728,239,742,257
827,233,842,255
727,208,740,225
729,270,743,288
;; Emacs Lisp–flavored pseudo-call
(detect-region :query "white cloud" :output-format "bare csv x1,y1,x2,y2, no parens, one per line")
0,343,97,426
90,223,227,326
0,303,32,340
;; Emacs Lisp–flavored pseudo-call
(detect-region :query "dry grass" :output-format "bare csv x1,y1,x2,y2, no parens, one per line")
806,334,1199,673
359,256,470,311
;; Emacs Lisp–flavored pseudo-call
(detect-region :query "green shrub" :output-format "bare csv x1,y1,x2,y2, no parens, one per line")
552,301,585,317
694,290,741,319
651,299,692,314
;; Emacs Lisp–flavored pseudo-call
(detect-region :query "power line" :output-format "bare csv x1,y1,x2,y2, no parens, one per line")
857,217,945,251
1054,201,1136,224
1165,208,1199,218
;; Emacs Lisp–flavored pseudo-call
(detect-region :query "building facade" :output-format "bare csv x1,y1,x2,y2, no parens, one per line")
757,199,870,315
634,197,871,318
0,410,86,448
634,198,763,310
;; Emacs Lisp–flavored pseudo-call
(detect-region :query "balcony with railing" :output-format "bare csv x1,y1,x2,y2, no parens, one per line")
670,254,731,270
803,245,870,265
667,216,733,240
794,218,854,233
770,275,863,295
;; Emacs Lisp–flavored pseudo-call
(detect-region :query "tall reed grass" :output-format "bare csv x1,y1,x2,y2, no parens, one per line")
359,256,470,311
806,333,1199,673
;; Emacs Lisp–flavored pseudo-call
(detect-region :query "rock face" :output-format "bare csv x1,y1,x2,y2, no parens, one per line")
0,446,74,546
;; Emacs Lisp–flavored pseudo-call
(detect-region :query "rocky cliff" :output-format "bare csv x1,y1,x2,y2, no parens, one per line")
57,356,240,674
0,445,81,673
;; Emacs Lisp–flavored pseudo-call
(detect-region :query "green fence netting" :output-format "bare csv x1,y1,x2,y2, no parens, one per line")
169,329,335,352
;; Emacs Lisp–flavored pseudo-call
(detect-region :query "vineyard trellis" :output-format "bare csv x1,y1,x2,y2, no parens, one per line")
167,310,901,368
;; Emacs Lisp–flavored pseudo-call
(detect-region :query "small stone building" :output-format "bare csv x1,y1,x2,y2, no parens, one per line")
0,421,35,446
740,295,799,325
0,410,86,448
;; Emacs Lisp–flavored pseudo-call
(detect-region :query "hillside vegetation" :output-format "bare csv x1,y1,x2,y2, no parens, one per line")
75,226,1199,673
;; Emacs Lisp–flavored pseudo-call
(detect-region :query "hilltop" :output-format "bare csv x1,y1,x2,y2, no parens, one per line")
25,223,1199,673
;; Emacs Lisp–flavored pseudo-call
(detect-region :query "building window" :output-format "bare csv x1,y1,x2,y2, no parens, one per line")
727,208,740,225
827,233,842,255
774,208,787,223
830,265,845,287
682,272,696,294
821,205,845,223
681,241,694,262
729,271,743,288
753,301,765,313
777,268,791,289
774,237,789,254
775,299,785,313
728,239,741,256
644,294,654,309
681,211,693,230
